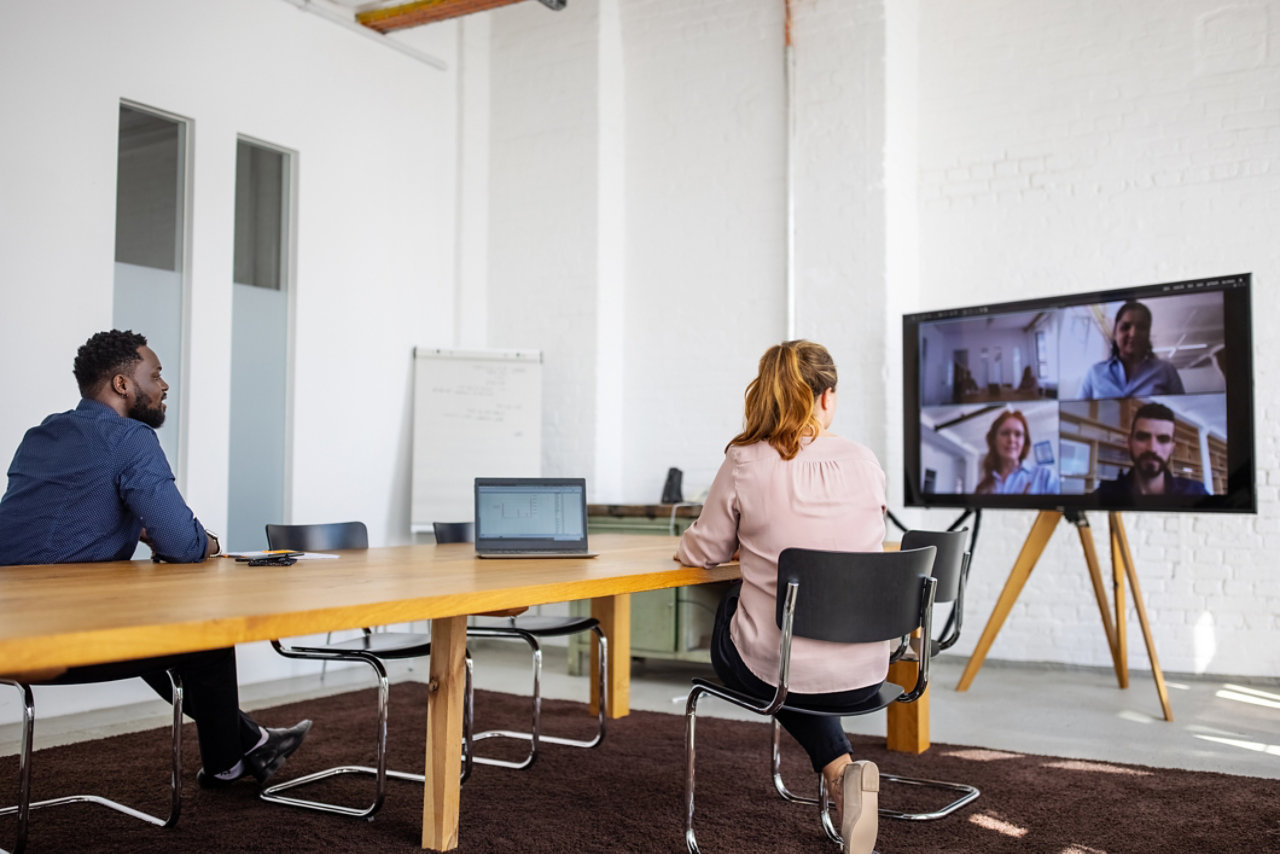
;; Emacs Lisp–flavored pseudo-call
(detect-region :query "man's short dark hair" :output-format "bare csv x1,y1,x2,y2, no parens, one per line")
1131,402,1175,433
73,330,148,395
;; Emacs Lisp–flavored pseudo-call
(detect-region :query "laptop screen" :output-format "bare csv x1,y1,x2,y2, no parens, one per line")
474,478,589,551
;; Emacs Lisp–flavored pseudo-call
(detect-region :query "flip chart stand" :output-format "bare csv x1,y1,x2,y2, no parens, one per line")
955,509,1173,721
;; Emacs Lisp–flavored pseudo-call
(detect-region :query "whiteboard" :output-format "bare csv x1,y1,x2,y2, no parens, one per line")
411,348,542,532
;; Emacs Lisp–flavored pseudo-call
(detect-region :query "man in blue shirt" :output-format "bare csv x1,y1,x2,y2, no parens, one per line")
0,330,309,789
1094,402,1210,499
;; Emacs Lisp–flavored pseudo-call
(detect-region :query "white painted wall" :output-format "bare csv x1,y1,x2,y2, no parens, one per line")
0,0,459,716
619,0,788,501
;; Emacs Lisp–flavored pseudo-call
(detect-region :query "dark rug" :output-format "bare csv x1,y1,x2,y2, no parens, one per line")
3,682,1278,853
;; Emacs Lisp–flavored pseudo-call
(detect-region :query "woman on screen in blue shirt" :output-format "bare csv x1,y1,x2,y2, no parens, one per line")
1078,300,1184,399
974,410,1059,495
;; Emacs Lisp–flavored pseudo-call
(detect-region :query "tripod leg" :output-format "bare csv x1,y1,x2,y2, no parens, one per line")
1109,516,1129,689
958,510,1061,691
1111,514,1173,721
1074,517,1123,685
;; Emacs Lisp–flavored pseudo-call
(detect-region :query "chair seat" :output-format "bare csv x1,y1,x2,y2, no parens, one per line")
288,631,432,659
689,677,905,718
470,615,600,638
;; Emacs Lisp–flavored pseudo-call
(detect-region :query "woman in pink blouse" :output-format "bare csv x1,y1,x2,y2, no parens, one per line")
676,340,886,854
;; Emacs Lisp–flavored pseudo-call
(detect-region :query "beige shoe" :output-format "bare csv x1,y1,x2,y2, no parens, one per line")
841,760,879,854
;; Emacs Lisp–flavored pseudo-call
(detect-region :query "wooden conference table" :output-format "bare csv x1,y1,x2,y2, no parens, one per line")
0,533,928,851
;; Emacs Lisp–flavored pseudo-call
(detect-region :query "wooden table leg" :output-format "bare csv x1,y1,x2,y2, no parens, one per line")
886,630,929,754
591,593,631,718
423,615,467,851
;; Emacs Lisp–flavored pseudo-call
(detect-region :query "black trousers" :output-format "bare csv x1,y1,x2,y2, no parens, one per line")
710,586,882,773
58,647,262,775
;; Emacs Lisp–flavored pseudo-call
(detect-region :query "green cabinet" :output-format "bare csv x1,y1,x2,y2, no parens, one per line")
567,506,730,673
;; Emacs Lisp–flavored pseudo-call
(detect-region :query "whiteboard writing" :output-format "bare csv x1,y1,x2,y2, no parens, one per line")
411,348,542,532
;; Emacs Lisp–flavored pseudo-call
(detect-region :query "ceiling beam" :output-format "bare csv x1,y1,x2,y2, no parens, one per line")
357,0,562,33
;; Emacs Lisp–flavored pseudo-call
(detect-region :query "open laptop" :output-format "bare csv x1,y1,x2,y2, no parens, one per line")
474,477,598,558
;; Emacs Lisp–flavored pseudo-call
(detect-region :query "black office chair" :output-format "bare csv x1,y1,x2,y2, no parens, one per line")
433,521,607,770
684,546,938,853
0,670,183,854
771,529,980,824
879,528,980,820
258,521,472,819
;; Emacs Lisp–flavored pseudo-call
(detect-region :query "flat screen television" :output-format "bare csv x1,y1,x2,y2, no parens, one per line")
902,273,1254,513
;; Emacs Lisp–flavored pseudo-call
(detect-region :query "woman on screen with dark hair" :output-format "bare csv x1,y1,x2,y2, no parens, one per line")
975,409,1059,495
1078,300,1185,399
676,340,884,854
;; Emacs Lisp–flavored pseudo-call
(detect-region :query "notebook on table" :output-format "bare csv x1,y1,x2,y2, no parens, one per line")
473,477,598,559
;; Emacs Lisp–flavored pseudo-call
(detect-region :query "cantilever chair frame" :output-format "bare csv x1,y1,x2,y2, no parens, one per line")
772,528,980,826
258,522,473,820
684,546,938,854
432,521,607,770
465,619,607,768
1,670,183,854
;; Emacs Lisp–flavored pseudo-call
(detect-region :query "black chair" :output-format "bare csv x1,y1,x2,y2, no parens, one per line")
879,528,979,820
258,521,472,819
684,546,938,853
433,521,607,770
771,529,981,824
1,670,183,854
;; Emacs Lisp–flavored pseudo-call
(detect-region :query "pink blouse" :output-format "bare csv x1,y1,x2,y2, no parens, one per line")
676,435,888,694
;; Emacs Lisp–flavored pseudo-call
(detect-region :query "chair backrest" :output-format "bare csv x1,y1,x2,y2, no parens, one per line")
433,521,475,544
775,546,937,644
265,521,369,551
900,528,969,604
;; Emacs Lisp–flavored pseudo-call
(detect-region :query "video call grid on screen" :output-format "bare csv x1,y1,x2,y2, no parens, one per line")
475,484,587,540
901,274,1255,513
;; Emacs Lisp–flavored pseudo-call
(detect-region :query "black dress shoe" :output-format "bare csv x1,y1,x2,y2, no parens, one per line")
244,719,313,784
196,766,249,789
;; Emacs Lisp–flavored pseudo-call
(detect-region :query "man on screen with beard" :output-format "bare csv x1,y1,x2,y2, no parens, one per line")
1094,402,1210,498
0,329,310,790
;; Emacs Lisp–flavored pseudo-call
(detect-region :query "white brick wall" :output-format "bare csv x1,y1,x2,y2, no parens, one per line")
914,0,1280,679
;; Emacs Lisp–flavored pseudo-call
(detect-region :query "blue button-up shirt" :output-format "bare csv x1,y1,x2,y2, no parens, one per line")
1078,355,1184,399
0,399,208,565
988,460,1060,495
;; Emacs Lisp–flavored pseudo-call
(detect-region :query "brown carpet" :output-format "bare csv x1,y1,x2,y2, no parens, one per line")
2,682,1277,853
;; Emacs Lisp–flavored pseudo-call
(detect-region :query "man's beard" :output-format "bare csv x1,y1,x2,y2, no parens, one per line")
128,392,166,429
1134,452,1168,480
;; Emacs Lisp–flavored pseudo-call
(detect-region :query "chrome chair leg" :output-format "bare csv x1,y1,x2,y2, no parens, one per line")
771,719,979,824
876,772,980,820
471,627,607,769
683,684,703,854
769,721,842,844
771,719,818,805
260,654,473,818
1,672,183,854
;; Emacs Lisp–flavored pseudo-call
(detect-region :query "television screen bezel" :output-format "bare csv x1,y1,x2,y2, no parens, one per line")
901,273,1255,514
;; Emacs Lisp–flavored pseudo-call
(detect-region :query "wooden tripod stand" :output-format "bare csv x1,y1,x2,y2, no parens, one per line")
955,509,1173,721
